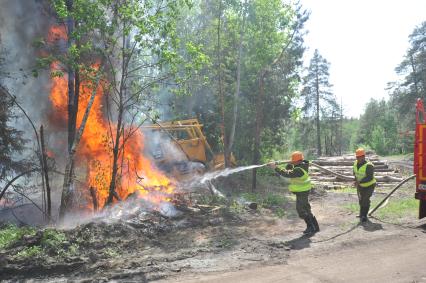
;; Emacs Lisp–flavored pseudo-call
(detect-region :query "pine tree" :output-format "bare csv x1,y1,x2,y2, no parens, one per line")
301,49,338,156
390,21,426,125
0,85,26,179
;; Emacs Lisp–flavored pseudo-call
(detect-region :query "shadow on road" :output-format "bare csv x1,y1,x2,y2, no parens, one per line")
362,220,383,232
285,234,312,250
312,223,359,244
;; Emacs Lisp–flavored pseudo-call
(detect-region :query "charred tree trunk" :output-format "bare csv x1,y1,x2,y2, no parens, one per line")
66,0,77,152
106,111,123,206
60,0,79,218
40,125,52,219
89,187,98,212
106,27,128,206
59,74,101,220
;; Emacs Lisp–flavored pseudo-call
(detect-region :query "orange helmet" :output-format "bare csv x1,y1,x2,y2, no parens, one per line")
291,151,304,163
355,148,365,157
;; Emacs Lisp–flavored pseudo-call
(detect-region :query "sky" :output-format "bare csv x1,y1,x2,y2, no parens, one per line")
300,0,426,118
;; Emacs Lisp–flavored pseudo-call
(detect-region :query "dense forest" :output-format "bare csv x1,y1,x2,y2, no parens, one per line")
0,0,425,220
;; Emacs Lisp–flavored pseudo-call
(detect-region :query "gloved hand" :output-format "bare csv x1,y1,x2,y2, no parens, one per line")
267,161,277,169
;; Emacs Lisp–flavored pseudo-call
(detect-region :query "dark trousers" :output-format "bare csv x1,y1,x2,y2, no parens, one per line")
357,184,376,217
294,190,313,219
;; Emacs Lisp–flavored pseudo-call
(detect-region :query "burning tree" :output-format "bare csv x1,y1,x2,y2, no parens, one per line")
37,0,202,220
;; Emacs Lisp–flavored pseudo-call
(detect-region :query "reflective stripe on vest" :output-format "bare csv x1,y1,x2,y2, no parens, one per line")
289,167,312,192
353,160,377,187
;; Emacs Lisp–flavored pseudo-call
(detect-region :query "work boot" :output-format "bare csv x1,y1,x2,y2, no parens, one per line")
360,206,369,223
303,216,316,235
312,216,320,232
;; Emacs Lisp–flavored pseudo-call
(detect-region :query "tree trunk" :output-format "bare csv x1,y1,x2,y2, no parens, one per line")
59,74,101,220
252,73,265,192
216,0,230,168
106,24,131,206
410,52,420,96
40,125,52,219
315,72,321,156
226,1,246,164
66,0,76,152
106,111,123,205
89,187,98,212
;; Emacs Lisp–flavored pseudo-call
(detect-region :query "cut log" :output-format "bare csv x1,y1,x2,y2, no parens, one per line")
312,160,386,166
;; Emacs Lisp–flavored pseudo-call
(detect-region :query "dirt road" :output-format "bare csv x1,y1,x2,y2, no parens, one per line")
162,224,426,283
159,186,426,283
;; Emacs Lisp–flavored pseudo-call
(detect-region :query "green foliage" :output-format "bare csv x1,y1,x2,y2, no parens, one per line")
41,229,66,249
16,246,42,259
0,225,36,250
263,193,287,207
167,0,306,162
356,99,401,155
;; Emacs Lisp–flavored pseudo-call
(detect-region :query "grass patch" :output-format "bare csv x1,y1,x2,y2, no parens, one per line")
0,225,77,260
41,229,67,249
331,187,357,194
0,225,36,249
240,192,287,208
16,246,42,259
374,198,419,219
345,197,419,220
239,192,288,218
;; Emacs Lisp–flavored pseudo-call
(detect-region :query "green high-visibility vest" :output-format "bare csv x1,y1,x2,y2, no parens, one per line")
289,167,312,192
353,160,377,188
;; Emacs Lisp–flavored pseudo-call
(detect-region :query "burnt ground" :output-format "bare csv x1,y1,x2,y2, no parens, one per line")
1,160,426,282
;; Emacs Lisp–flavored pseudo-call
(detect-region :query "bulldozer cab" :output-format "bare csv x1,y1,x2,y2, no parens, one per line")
141,119,236,180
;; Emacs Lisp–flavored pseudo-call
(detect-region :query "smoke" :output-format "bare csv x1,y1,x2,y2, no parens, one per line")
0,0,51,138
0,0,63,225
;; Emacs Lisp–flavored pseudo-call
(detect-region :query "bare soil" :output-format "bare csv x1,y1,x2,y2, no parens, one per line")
1,160,426,282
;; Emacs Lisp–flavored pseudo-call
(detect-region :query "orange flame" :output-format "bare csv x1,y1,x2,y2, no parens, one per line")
47,25,176,209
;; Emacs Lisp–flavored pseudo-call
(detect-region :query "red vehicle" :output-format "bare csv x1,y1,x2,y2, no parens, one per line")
414,99,426,219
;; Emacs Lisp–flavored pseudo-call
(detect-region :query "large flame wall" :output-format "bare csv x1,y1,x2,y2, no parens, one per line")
47,26,175,209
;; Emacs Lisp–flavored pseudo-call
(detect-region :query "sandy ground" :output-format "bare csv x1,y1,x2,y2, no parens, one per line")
158,185,426,283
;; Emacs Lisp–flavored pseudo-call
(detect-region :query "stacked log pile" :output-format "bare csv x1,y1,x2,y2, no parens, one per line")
310,154,406,190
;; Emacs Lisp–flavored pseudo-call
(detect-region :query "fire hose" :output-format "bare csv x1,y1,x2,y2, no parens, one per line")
368,174,416,216
273,160,354,181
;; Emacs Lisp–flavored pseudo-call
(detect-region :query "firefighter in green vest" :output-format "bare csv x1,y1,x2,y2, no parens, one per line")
353,148,377,223
268,151,319,235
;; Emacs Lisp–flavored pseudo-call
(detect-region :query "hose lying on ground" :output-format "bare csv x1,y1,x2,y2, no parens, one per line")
368,174,416,216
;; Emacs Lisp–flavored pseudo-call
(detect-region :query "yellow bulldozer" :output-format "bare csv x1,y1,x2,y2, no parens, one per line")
141,118,236,180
